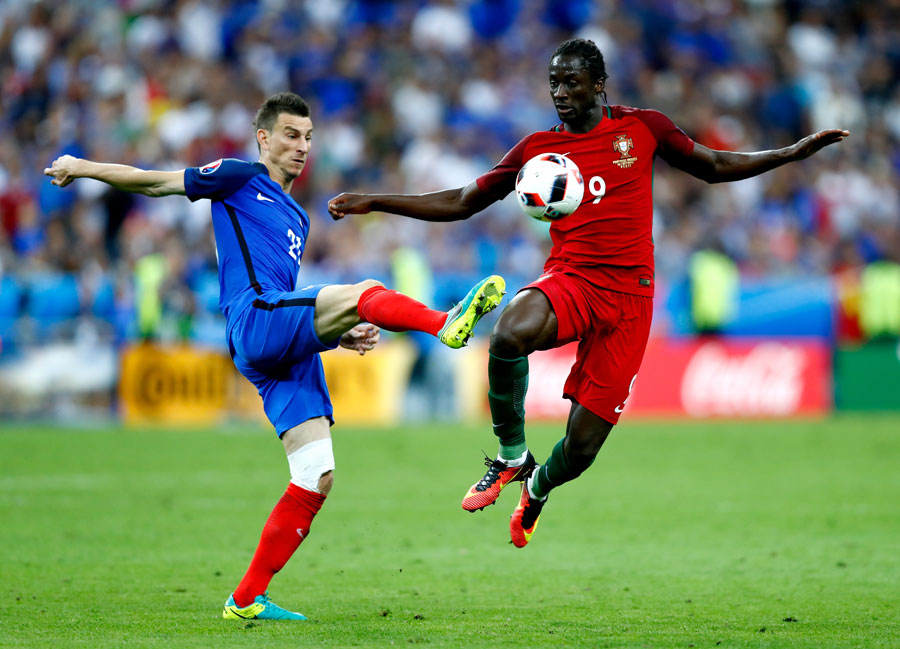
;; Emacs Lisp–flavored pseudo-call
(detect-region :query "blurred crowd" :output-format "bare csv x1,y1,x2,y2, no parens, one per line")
1,0,899,348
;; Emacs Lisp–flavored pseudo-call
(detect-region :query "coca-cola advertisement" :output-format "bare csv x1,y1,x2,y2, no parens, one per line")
525,338,832,419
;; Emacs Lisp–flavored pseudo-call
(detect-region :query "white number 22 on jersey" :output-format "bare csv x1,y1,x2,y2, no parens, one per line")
286,229,302,265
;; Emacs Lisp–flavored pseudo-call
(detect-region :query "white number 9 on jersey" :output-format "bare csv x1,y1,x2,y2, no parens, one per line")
588,175,607,204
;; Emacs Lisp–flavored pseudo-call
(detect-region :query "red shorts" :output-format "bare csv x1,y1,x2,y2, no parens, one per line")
526,271,653,425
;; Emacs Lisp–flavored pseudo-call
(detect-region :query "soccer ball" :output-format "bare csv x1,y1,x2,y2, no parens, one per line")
515,153,584,222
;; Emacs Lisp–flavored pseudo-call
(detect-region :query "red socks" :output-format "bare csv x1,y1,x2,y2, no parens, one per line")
357,286,447,335
232,483,326,608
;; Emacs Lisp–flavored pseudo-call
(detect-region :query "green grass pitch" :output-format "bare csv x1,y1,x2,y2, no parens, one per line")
1,415,898,648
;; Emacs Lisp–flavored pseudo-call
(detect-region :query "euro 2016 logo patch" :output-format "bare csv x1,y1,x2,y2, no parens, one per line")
199,159,223,174
612,135,637,168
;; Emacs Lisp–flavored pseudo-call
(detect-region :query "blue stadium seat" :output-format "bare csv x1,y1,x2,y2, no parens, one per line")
190,270,221,315
0,274,24,342
90,274,116,323
26,272,82,339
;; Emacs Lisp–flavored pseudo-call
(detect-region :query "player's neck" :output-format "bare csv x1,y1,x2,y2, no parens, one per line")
562,105,604,134
261,160,296,193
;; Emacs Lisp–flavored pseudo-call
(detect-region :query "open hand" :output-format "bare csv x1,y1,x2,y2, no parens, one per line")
43,155,82,187
793,129,850,160
339,323,380,355
328,193,373,220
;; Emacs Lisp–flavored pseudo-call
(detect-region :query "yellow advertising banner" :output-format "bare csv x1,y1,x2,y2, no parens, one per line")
322,340,415,423
118,339,475,427
119,342,264,426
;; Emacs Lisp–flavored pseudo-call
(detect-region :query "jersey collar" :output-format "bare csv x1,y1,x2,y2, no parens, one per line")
554,104,612,135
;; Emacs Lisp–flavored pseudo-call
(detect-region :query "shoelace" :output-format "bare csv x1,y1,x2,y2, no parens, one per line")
476,456,508,490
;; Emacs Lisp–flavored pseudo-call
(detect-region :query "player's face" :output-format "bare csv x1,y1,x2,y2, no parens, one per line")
548,55,603,126
260,113,313,179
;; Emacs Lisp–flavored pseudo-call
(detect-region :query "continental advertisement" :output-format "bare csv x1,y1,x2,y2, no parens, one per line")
118,339,488,427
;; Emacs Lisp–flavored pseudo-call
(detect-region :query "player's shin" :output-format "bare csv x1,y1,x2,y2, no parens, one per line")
232,482,325,608
357,285,446,335
531,437,596,499
487,353,529,460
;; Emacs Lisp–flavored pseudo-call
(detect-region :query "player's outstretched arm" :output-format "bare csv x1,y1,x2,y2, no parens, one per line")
672,129,850,184
44,155,186,197
327,180,500,222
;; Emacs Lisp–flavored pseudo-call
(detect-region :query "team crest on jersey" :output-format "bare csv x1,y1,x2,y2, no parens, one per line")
612,135,637,168
199,158,223,174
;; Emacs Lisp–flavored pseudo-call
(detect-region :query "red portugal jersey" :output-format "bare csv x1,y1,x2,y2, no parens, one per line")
476,105,695,297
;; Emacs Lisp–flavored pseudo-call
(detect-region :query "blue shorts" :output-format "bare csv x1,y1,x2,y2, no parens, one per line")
228,285,340,436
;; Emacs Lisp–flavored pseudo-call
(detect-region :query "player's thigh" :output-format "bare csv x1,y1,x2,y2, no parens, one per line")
314,279,384,341
233,352,334,436
564,292,652,425
282,415,331,455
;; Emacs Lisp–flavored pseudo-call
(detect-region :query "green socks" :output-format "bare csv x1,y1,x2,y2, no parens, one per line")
531,437,597,499
487,353,529,461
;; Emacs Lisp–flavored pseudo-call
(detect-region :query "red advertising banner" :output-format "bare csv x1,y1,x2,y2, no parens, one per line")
525,338,832,419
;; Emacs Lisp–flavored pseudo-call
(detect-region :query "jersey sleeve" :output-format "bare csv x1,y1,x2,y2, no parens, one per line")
633,109,695,163
475,134,534,197
183,158,265,202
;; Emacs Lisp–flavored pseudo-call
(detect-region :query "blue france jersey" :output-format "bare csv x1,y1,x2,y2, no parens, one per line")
184,158,309,322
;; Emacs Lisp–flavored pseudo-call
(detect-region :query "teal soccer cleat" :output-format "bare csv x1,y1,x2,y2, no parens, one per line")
438,275,506,349
222,592,307,620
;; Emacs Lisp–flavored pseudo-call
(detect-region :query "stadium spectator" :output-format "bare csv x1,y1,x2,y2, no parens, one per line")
0,1,896,402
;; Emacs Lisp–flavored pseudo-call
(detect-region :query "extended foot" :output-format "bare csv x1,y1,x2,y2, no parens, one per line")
461,451,536,512
223,592,307,620
438,275,506,349
509,477,547,548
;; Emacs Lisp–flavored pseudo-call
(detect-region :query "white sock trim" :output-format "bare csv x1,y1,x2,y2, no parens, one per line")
526,469,547,501
498,449,529,466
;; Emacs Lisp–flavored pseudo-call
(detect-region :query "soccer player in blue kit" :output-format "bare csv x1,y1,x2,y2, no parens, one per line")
44,92,505,620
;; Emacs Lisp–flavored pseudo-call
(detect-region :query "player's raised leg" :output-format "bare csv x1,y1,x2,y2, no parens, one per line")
461,289,556,512
314,276,505,349
224,417,333,620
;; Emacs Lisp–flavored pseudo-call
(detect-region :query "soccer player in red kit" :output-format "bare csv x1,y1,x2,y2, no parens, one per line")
328,39,849,547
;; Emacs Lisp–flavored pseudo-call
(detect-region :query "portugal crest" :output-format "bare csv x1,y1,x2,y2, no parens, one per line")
613,135,637,168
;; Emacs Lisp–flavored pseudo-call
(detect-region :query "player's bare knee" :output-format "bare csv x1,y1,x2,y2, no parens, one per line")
357,279,383,293
317,470,333,495
490,326,529,358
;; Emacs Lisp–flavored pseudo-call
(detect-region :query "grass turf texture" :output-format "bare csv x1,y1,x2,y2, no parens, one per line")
1,416,898,648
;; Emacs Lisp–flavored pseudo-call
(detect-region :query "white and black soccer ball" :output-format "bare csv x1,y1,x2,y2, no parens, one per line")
514,153,584,222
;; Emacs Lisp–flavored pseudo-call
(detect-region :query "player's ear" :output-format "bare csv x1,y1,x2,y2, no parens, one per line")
256,128,269,152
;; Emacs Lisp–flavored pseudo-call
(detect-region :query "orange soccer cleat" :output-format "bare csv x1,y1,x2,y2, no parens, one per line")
461,452,536,512
509,479,547,548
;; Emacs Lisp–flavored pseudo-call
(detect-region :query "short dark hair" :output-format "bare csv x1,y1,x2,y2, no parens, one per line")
551,39,609,86
253,92,310,133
